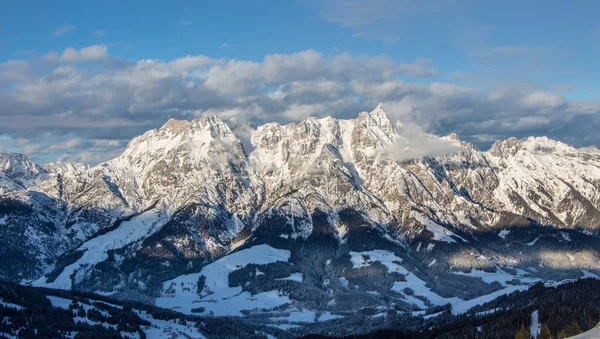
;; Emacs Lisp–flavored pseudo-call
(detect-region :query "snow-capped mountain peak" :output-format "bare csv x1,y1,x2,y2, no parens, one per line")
0,151,48,193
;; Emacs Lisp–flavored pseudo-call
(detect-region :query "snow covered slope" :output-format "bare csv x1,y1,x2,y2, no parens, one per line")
570,325,600,338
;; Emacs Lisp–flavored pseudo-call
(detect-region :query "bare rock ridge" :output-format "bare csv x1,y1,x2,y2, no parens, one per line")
1,104,600,331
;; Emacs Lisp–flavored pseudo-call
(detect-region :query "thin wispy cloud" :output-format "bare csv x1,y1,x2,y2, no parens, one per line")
52,24,75,37
93,30,105,37
313,0,461,43
471,45,538,62
220,43,229,48
449,71,478,81
556,84,576,93
398,58,439,78
179,19,192,26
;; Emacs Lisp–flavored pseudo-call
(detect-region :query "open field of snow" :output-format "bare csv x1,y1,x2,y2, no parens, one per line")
0,299,24,310
157,244,291,316
349,249,544,315
34,209,166,290
412,213,467,243
453,268,540,286
46,294,207,338
570,326,600,338
46,295,72,309
350,250,463,308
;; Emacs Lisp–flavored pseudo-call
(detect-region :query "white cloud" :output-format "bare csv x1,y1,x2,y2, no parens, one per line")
179,20,192,26
399,58,439,77
52,24,75,37
521,91,564,109
168,55,212,72
21,139,82,155
0,60,30,85
383,124,462,162
93,30,105,37
220,43,229,48
429,83,470,96
45,45,109,63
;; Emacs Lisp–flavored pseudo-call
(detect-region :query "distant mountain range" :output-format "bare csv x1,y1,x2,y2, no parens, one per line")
1,104,600,336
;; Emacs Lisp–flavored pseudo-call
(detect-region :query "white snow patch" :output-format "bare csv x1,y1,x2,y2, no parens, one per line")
135,309,207,338
73,317,117,330
498,229,510,239
276,272,303,283
318,312,345,321
527,235,542,246
581,270,600,279
476,307,501,317
0,299,24,310
570,325,600,339
414,213,467,243
453,269,540,287
349,250,403,269
271,310,317,323
451,285,531,315
267,323,301,330
424,311,444,320
47,295,72,309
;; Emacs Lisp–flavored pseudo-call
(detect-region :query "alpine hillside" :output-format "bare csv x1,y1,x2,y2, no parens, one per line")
1,104,600,336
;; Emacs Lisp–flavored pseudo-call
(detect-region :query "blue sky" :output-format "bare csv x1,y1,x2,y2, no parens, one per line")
0,0,599,163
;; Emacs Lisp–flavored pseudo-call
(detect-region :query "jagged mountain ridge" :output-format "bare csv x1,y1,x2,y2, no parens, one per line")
1,104,600,333
6,104,600,236
0,152,47,194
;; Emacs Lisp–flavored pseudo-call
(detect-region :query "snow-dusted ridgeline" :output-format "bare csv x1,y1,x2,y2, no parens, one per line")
1,104,600,330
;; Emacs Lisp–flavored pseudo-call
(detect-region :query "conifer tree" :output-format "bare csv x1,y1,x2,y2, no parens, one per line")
539,323,552,339
559,321,582,338
515,323,530,339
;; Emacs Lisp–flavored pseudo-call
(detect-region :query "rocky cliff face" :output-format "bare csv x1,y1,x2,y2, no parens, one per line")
1,105,600,328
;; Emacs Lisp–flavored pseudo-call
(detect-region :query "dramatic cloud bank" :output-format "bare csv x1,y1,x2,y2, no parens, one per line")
0,46,598,164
